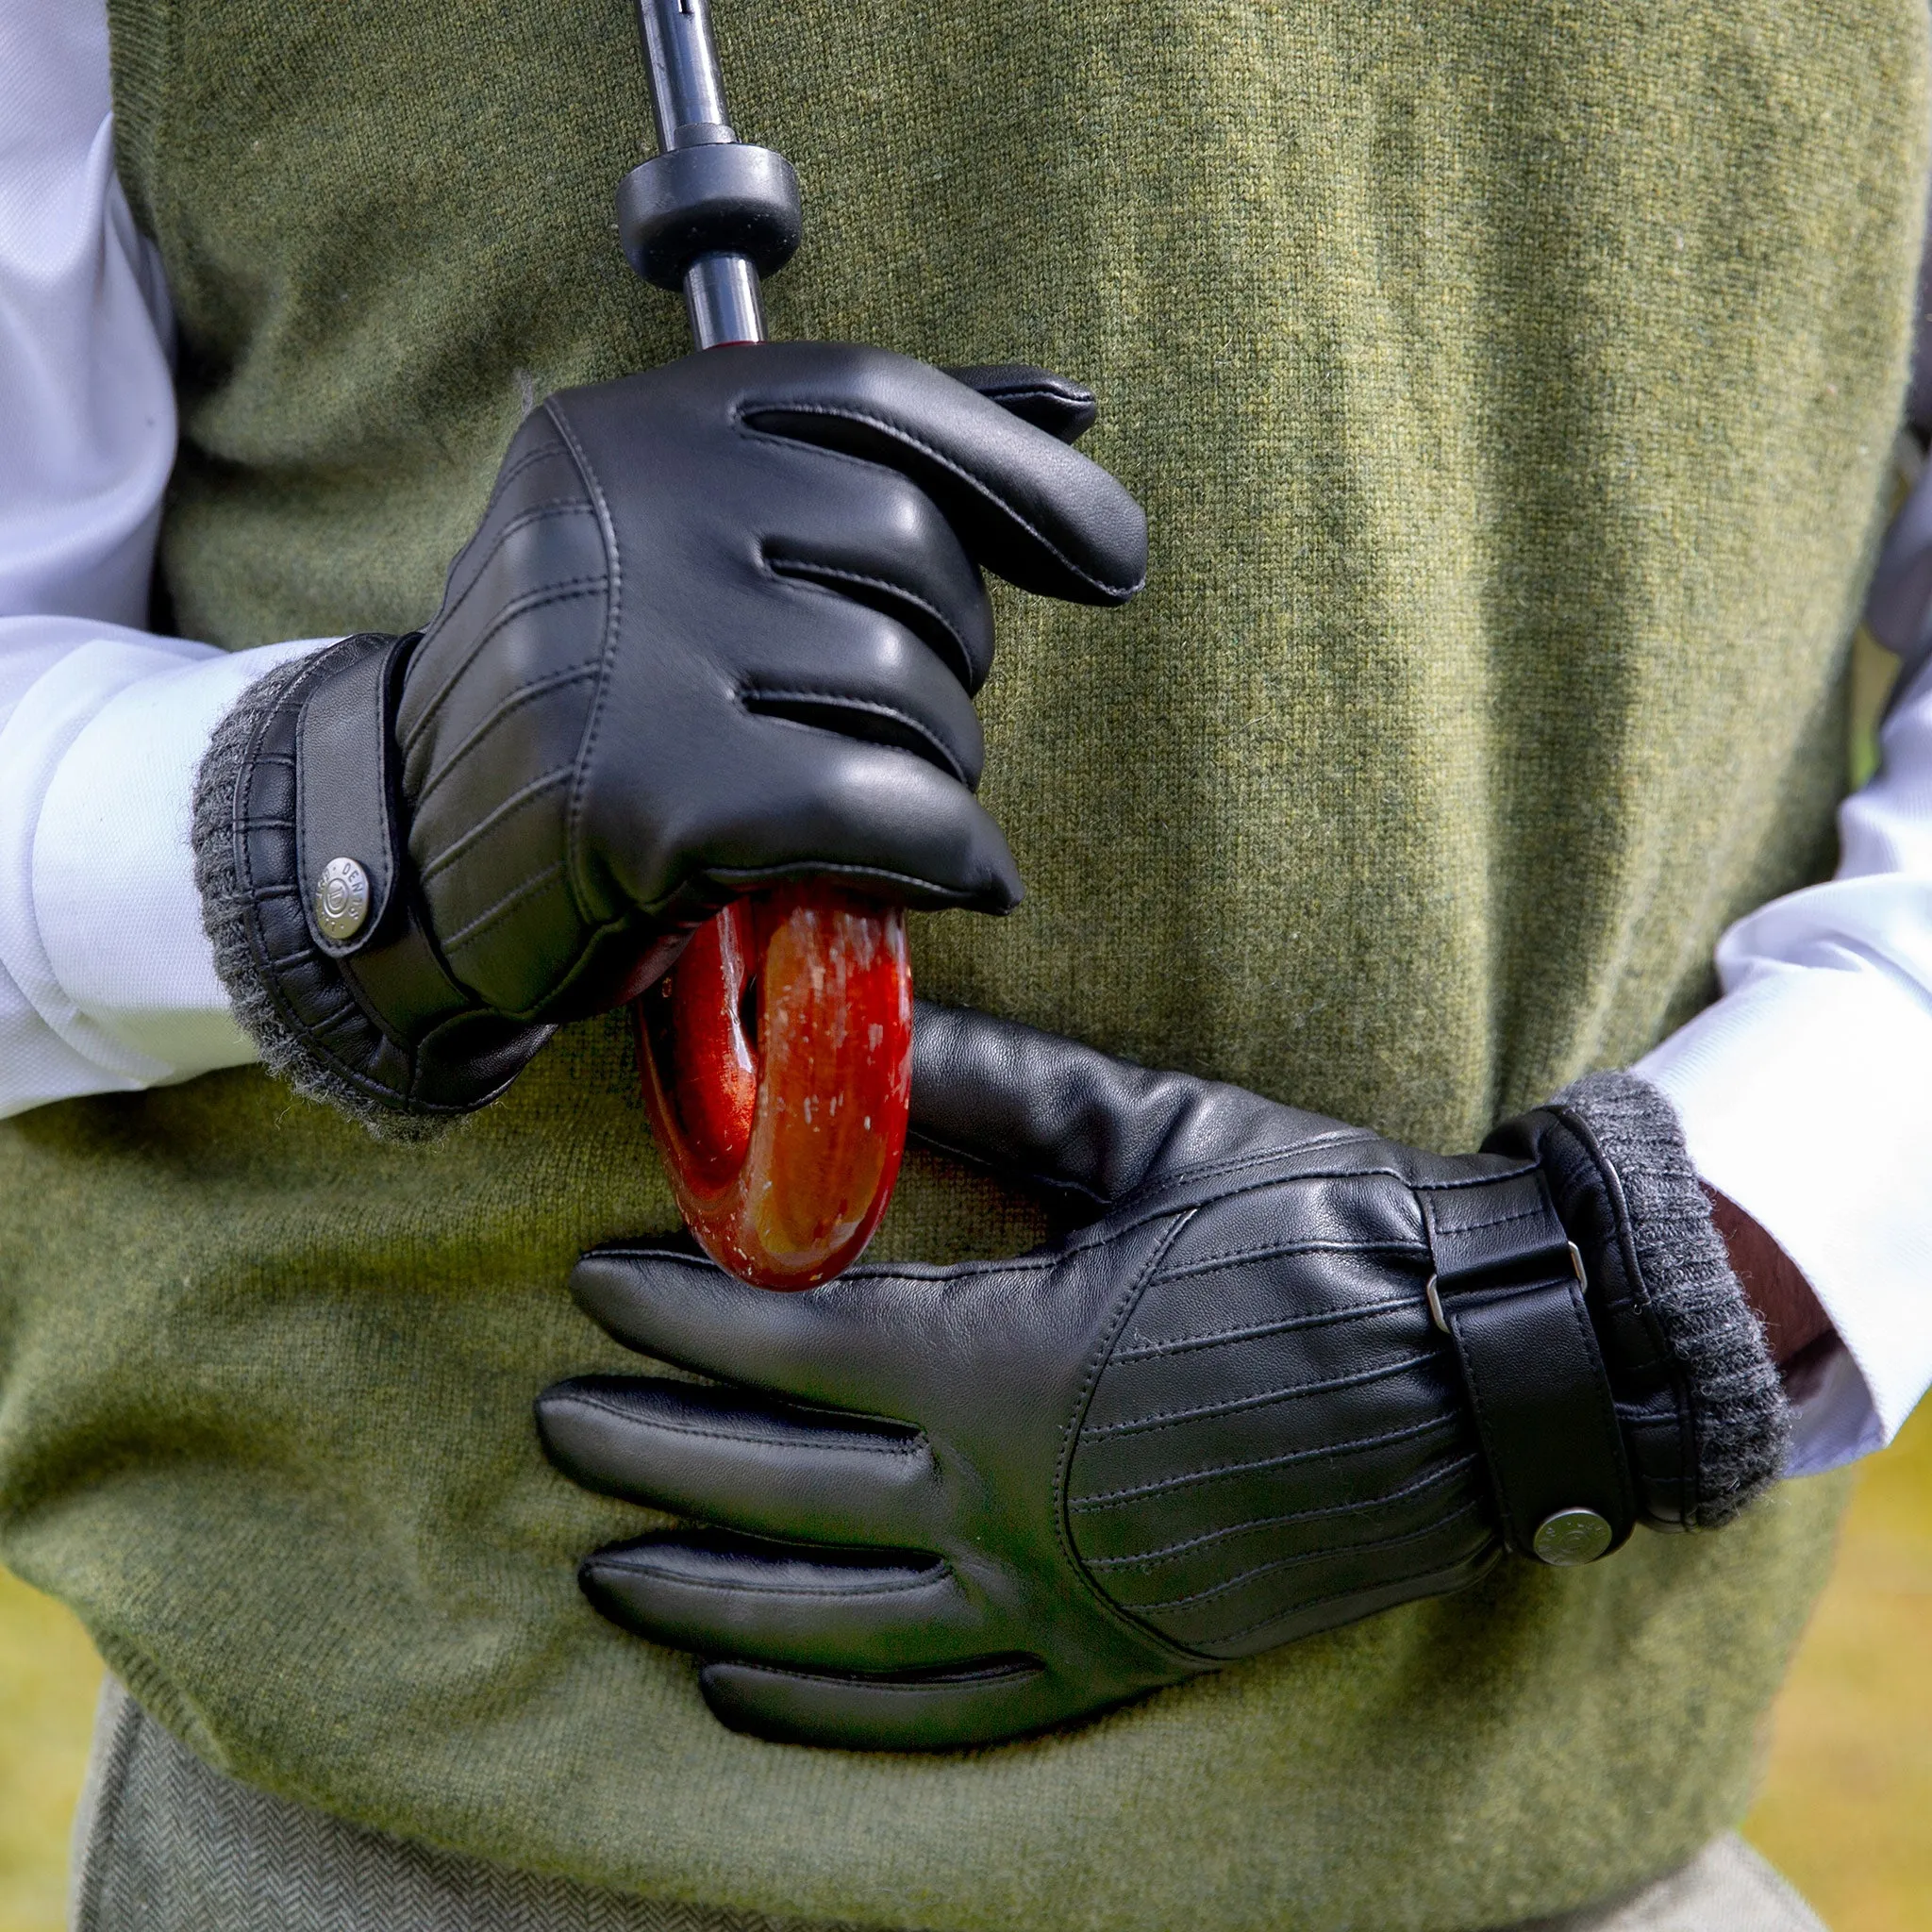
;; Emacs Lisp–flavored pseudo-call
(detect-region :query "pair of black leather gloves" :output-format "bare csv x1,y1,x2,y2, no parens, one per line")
195,342,1790,1751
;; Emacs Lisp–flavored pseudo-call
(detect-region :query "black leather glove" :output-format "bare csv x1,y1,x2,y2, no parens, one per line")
192,351,1145,1126
537,1004,1790,1751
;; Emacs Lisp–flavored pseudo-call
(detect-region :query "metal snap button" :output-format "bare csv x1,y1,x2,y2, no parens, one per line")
315,857,372,943
1531,1507,1613,1566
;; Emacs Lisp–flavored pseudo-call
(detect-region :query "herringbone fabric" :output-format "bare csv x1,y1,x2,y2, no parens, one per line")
70,1680,877,1932
1513,1838,1825,1931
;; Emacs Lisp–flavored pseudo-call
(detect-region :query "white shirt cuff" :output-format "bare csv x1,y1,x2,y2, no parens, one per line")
0,632,329,1111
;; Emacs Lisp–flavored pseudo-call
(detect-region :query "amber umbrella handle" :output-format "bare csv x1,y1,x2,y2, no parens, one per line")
620,0,914,1288
637,889,912,1289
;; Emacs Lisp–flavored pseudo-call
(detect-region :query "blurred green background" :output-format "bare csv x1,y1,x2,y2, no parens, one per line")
0,1395,1925,1929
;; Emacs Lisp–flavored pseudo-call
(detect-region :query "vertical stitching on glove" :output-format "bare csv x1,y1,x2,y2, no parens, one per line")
1128,1495,1491,1616
439,860,570,956
1069,1411,1467,1511
1082,1452,1482,1569
415,765,577,884
396,506,605,757
1051,1211,1217,1664
543,397,625,930
487,437,578,502
1081,1351,1441,1438
408,660,600,818
1183,1512,1493,1647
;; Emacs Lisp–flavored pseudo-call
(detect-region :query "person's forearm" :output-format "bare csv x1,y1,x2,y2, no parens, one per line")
0,0,290,1117
1706,1188,1835,1368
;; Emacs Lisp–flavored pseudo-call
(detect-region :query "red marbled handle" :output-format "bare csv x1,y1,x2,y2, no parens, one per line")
635,886,911,1289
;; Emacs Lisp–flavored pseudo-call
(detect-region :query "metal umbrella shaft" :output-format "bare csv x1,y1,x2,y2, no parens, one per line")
622,0,802,347
617,1,913,1294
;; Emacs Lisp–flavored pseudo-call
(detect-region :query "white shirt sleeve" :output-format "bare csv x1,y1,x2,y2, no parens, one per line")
0,0,328,1117
0,0,171,626
1639,648,1932,1477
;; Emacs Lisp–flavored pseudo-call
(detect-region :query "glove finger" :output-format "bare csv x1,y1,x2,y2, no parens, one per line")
944,364,1098,445
737,581,986,788
755,449,993,691
579,1529,984,1675
909,1000,1216,1207
675,732,1022,915
570,1244,944,1417
730,342,1146,606
534,1375,939,1547
697,1654,1061,1751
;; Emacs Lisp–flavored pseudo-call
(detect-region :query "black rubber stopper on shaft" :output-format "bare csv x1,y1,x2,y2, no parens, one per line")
618,143,803,292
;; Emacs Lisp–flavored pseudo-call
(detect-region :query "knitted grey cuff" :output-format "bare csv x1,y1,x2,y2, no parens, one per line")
192,651,444,1141
1555,1071,1791,1527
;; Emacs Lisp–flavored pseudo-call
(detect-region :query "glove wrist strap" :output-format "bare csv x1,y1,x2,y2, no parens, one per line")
1421,1170,1637,1566
192,638,551,1133
294,631,415,959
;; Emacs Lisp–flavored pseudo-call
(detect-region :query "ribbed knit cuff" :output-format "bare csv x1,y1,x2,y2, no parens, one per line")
192,652,444,1137
1555,1071,1791,1527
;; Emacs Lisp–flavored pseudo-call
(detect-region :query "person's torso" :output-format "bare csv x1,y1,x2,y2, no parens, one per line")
2,2,1911,1924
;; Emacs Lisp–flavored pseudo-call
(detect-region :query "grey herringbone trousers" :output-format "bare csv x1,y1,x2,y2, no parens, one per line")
68,1678,1826,1932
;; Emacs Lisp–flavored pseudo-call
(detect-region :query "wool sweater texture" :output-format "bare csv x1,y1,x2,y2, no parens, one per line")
0,1,1919,1926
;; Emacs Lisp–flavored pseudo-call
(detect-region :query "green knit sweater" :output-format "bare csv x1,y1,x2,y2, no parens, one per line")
0,1,1916,1925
